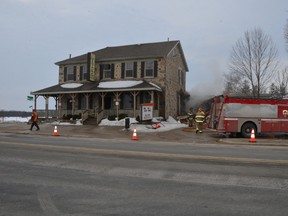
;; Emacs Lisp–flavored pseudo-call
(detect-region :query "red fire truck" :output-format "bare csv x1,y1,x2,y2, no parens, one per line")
208,95,288,137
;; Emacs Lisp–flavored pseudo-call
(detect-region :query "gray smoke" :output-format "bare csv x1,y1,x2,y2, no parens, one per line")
186,80,223,113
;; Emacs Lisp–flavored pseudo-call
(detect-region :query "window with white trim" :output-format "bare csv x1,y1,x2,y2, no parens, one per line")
125,62,134,78
80,65,87,80
178,68,183,85
67,66,75,81
103,64,111,79
145,60,154,77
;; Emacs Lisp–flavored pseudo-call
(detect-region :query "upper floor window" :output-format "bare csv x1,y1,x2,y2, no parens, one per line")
64,67,67,81
100,63,114,80
103,64,111,79
125,62,134,78
80,65,87,80
178,68,183,85
145,60,154,77
64,66,76,82
141,60,158,78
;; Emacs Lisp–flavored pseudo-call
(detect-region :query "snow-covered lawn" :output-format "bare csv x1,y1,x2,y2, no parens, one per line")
1,116,187,132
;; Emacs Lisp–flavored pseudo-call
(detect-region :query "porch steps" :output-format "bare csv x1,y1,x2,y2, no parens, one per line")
82,117,99,125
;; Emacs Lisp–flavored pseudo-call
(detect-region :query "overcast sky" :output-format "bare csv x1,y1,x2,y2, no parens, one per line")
0,0,287,111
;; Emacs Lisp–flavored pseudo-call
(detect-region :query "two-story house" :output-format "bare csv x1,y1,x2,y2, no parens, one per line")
31,40,189,121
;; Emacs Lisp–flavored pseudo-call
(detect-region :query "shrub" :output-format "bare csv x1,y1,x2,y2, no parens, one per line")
118,113,128,120
108,115,117,121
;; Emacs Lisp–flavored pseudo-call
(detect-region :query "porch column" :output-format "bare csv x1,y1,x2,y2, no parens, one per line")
113,92,122,120
149,91,154,104
70,94,76,116
43,96,49,119
130,91,139,118
58,95,64,119
100,92,107,111
34,95,39,110
53,96,58,111
84,93,90,110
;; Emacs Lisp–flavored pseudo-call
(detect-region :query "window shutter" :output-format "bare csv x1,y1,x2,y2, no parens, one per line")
63,67,67,82
141,61,145,78
111,64,115,79
80,66,83,80
134,62,137,78
121,63,125,78
154,61,158,78
100,64,103,80
64,71,67,82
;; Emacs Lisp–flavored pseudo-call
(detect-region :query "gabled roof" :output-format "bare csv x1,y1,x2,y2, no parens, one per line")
55,40,189,71
31,80,162,96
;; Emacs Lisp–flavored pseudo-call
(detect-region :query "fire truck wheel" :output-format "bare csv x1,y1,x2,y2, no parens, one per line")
241,122,256,138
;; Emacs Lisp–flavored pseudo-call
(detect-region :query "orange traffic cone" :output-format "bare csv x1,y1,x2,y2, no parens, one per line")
249,128,256,142
155,123,160,129
53,126,59,136
132,128,138,140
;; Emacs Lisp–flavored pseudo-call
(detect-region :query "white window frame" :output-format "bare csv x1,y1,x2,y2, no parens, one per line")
103,64,111,79
67,66,75,81
178,68,183,85
125,62,134,78
145,60,154,77
80,65,87,80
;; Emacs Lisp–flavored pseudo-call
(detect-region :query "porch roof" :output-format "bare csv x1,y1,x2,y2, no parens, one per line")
31,80,162,96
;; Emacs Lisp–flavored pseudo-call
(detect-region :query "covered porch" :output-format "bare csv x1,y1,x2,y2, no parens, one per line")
31,81,163,123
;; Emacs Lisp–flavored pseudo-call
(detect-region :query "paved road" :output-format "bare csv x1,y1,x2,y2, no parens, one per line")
1,122,288,146
0,134,287,215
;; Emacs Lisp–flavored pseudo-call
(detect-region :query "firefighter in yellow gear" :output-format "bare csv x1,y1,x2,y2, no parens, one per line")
195,107,205,133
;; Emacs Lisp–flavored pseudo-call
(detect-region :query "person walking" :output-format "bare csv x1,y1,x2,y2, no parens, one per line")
187,107,195,128
30,109,40,131
195,107,205,133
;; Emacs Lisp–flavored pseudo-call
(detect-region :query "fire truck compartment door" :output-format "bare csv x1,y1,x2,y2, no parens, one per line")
224,118,238,132
261,119,281,132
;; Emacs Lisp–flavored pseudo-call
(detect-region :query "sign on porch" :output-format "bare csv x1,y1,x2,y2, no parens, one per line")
141,103,153,121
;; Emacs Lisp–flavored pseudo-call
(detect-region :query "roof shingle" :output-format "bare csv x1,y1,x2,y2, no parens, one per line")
55,40,188,71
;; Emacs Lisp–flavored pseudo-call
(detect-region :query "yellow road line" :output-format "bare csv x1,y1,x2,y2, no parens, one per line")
1,141,288,165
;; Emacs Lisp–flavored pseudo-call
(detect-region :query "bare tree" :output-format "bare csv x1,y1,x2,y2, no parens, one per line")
223,72,251,95
277,67,288,97
285,19,288,51
226,28,279,98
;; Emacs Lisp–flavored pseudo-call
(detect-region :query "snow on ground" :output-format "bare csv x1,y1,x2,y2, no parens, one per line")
0,117,30,123
99,116,187,132
1,116,187,132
